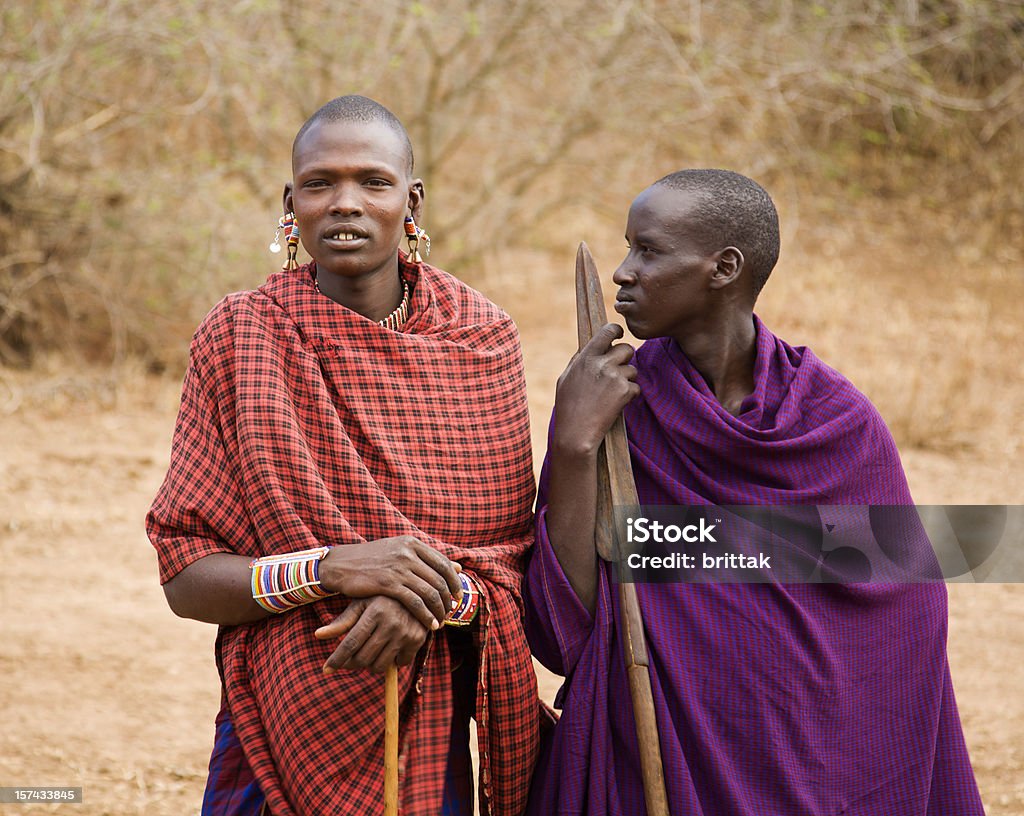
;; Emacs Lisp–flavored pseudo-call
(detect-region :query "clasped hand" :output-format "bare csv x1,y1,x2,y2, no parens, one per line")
315,535,463,674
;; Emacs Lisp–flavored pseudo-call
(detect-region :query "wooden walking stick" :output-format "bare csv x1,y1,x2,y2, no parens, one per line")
576,242,671,816
384,664,399,816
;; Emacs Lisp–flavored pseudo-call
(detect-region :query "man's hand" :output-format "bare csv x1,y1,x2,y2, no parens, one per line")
315,596,430,675
541,323,638,616
553,323,639,458
319,536,462,631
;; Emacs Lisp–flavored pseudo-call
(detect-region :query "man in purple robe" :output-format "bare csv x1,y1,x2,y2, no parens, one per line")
524,170,985,815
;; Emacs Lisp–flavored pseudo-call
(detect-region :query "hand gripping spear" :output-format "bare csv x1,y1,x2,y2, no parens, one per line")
576,242,670,816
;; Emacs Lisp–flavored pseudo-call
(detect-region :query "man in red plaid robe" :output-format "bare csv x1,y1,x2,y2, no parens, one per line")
147,96,542,816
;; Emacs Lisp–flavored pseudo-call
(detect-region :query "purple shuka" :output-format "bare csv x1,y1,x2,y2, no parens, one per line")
524,317,984,815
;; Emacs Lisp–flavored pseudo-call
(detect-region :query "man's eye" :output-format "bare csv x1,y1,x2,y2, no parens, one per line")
366,178,391,187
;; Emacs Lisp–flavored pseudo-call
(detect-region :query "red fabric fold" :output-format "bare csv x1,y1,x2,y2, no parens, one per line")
148,259,540,816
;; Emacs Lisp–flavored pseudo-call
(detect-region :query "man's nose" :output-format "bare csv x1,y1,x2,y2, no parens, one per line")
328,183,364,215
612,257,636,285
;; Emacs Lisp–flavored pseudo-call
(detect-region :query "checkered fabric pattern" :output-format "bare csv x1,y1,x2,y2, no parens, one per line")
148,258,541,816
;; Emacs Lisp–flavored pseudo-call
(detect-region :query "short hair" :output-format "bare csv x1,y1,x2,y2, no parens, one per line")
293,95,414,174
654,169,780,295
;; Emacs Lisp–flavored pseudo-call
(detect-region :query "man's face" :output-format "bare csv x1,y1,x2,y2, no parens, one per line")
612,186,717,340
287,120,419,281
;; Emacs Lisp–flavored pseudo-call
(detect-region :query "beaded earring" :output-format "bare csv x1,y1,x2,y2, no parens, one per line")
269,213,301,271
404,215,430,263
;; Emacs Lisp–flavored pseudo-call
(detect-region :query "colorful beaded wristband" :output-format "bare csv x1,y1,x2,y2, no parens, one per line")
445,571,480,627
250,546,336,614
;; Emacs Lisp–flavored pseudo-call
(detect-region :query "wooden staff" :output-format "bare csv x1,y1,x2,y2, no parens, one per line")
384,664,399,816
575,242,671,816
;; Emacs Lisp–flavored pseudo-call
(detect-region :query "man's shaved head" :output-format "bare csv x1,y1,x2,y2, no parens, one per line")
293,95,414,174
654,169,780,296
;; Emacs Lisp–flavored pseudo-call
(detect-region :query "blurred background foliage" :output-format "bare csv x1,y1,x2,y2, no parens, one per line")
1,0,1022,371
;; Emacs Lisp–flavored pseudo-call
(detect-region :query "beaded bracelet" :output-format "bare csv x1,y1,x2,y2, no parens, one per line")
445,571,480,627
250,546,337,614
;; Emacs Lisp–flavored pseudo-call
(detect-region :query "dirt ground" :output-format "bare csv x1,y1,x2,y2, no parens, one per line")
1,306,1022,814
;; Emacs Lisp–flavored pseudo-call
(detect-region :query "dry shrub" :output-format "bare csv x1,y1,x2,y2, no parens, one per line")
1,1,1021,448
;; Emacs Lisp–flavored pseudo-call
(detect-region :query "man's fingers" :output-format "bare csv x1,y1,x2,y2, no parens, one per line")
314,601,365,640
410,559,455,616
412,544,463,605
404,576,446,626
346,631,388,674
372,624,428,673
396,639,421,667
391,585,441,631
371,644,401,675
584,322,624,354
607,342,636,365
323,613,375,673
583,323,635,368
320,597,431,675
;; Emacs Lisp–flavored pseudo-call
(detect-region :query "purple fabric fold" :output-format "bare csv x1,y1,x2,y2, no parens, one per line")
524,316,984,815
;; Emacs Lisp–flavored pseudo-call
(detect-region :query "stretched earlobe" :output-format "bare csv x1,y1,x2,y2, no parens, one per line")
408,180,425,223
404,213,430,262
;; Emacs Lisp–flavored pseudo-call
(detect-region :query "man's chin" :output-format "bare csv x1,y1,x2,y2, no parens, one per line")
624,317,653,340
313,256,372,279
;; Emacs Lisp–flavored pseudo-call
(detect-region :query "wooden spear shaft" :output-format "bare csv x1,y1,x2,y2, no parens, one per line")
384,664,399,816
575,242,671,816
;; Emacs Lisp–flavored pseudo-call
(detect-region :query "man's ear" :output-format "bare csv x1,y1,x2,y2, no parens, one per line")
282,182,294,215
709,246,744,289
408,179,425,222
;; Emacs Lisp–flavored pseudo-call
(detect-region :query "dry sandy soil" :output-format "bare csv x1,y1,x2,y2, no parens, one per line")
1,286,1022,814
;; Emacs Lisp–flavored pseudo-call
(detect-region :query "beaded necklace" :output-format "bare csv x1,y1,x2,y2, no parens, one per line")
314,277,411,332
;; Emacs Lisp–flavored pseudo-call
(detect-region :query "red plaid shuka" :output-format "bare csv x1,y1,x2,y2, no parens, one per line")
147,258,541,815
